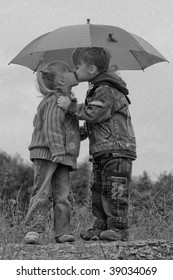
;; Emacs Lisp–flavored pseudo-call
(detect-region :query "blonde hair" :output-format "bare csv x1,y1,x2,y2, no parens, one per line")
36,60,72,96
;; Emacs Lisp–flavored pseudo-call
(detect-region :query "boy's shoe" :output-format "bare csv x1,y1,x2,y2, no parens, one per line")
80,228,103,241
55,234,75,243
23,231,40,244
100,228,129,242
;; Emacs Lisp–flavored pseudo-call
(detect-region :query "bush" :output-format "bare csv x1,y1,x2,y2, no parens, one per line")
0,150,33,214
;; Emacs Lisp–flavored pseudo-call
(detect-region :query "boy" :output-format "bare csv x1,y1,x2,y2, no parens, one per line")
57,48,137,241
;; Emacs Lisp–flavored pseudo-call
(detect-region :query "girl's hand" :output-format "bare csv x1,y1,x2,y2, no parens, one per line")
57,96,71,111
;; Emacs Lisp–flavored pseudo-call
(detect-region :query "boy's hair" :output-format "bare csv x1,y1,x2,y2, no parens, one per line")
72,47,111,73
36,60,72,95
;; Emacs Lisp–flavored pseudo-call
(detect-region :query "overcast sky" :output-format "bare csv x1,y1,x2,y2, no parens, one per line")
0,0,173,179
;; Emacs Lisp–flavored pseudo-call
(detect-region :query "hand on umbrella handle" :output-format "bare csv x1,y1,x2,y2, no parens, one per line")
57,96,71,111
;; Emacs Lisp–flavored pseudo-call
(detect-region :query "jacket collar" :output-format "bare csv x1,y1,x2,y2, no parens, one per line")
89,72,129,96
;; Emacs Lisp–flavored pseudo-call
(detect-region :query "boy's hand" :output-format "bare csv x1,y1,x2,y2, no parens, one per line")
57,96,71,111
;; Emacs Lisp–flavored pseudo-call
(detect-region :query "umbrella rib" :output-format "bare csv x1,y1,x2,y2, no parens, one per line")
130,50,144,70
118,41,145,51
33,52,46,72
88,23,92,46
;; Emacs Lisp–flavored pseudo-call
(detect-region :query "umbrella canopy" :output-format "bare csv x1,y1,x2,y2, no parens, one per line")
9,22,168,71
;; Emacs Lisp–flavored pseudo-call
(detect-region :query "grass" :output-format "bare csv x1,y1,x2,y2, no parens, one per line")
0,195,173,260
129,194,173,241
0,188,173,247
129,209,173,241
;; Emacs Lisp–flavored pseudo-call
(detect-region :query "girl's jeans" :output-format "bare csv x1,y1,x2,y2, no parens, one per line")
25,159,72,237
91,154,133,230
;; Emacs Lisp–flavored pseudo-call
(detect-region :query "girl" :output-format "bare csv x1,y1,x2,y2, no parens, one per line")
24,60,80,244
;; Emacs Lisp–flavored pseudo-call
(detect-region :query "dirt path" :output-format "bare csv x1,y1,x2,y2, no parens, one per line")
0,239,173,260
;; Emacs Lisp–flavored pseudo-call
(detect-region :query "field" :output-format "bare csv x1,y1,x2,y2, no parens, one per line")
0,152,173,259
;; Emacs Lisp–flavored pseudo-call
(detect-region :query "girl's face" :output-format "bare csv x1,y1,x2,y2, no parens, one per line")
62,70,79,88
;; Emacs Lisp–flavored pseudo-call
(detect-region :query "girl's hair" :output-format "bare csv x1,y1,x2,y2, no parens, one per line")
72,47,111,73
36,60,72,95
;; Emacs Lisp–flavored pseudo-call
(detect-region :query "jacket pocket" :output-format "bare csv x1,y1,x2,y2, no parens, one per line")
95,122,111,139
126,110,135,139
65,131,80,157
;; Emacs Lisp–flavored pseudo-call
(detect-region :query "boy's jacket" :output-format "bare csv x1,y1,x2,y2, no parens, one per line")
29,90,80,170
69,72,137,160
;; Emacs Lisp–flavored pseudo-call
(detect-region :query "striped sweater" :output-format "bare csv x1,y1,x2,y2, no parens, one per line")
28,91,80,171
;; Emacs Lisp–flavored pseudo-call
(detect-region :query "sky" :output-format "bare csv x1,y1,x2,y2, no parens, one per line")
0,0,173,179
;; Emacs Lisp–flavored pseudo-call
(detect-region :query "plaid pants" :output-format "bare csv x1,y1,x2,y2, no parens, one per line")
91,155,133,230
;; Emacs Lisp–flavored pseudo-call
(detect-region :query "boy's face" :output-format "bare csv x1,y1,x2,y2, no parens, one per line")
74,61,93,82
63,70,79,88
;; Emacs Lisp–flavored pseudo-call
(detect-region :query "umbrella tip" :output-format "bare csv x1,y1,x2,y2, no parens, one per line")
87,19,90,24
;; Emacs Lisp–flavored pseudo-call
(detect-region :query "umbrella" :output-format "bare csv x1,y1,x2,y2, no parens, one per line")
9,20,168,71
